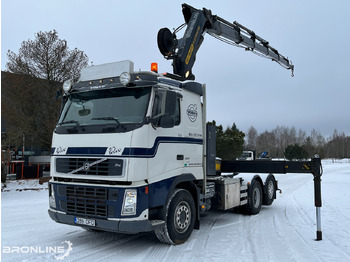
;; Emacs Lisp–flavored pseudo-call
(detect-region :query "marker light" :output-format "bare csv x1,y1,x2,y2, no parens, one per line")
62,79,73,93
151,63,158,73
120,72,131,85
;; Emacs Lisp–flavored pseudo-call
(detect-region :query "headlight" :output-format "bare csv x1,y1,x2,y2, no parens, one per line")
63,79,73,93
49,184,56,208
122,189,137,215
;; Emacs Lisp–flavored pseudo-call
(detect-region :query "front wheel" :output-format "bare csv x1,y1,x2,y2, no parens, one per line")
155,189,196,245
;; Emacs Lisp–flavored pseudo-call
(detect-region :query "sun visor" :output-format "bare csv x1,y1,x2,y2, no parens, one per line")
79,60,134,81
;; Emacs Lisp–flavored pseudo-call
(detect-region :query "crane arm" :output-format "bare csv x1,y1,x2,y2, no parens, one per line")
158,4,294,80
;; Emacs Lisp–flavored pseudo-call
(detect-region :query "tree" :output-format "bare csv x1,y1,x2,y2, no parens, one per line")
273,126,297,158
284,144,309,160
2,72,61,151
212,122,245,160
246,126,258,150
3,30,89,151
6,30,88,82
325,130,350,158
256,130,276,157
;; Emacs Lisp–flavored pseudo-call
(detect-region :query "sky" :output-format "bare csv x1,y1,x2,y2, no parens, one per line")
1,0,349,137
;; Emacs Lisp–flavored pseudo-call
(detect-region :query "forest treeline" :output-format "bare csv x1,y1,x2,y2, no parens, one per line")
208,121,349,160
245,125,350,159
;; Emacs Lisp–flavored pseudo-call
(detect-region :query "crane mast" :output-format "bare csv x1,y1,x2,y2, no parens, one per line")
158,4,294,80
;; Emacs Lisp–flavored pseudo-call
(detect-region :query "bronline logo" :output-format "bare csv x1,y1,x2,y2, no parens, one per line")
2,240,73,260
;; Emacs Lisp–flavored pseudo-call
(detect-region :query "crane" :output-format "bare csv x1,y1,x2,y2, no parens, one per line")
158,4,294,80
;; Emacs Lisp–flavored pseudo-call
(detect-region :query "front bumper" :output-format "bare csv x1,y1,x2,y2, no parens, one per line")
48,209,156,233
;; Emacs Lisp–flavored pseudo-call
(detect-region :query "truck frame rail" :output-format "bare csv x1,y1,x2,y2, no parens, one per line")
221,156,323,240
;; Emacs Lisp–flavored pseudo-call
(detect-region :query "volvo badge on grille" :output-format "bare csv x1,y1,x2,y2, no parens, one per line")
68,158,107,174
83,162,90,171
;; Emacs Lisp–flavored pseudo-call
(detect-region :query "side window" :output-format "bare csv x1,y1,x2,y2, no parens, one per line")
152,91,181,127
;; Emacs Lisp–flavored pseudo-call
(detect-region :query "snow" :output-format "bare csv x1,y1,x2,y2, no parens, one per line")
2,159,350,261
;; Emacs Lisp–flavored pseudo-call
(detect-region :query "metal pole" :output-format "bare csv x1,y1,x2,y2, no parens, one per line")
22,133,25,159
316,207,322,240
202,84,207,196
313,156,322,240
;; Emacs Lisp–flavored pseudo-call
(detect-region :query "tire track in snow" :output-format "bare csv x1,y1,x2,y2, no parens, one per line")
279,179,325,261
281,178,350,261
172,211,233,261
58,230,155,261
256,174,322,261
320,201,350,261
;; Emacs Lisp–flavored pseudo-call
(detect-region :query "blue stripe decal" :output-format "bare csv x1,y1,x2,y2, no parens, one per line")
122,136,203,158
52,137,202,158
66,147,107,155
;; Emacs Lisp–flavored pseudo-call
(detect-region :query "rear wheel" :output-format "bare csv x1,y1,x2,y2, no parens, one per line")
242,179,263,215
263,174,276,206
155,189,195,245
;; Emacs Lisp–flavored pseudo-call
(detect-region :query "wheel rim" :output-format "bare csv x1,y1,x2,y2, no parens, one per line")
267,180,274,199
174,201,191,233
253,187,261,208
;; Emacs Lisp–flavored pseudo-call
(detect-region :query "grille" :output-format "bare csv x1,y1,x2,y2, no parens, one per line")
56,158,123,176
65,186,108,217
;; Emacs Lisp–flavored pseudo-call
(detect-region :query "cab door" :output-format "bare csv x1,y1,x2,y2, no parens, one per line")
147,89,184,183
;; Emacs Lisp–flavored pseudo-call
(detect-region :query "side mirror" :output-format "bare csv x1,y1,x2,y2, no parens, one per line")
159,115,175,128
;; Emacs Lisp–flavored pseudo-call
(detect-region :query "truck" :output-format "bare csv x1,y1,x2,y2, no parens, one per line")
48,4,323,244
238,150,256,160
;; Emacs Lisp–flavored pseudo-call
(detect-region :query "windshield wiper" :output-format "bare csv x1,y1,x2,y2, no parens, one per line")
58,120,81,128
92,117,121,125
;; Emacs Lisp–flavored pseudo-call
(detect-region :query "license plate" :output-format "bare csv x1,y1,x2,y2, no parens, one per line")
74,217,96,226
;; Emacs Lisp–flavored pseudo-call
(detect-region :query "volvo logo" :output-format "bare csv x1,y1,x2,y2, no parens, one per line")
186,104,198,122
68,158,107,174
83,162,90,171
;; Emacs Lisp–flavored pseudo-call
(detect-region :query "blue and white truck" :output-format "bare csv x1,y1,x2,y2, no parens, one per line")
48,4,323,244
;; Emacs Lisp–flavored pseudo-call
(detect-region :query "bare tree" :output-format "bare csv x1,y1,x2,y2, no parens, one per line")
246,126,258,150
297,129,307,145
325,130,349,158
6,30,88,82
273,126,297,158
256,131,277,157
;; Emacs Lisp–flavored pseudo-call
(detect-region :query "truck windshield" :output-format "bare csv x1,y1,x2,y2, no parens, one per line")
56,87,151,134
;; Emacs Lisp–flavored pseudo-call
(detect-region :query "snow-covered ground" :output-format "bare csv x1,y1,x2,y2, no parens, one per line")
1,159,350,261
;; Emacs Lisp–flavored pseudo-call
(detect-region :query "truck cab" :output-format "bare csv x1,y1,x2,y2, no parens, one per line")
49,60,205,242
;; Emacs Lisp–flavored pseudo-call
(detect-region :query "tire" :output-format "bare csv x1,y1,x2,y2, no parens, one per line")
155,189,196,245
263,174,276,206
242,179,263,215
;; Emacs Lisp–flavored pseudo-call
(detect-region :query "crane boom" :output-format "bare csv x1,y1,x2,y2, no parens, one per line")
158,4,294,79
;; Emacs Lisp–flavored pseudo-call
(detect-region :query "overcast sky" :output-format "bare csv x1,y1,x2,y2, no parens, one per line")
1,0,349,137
